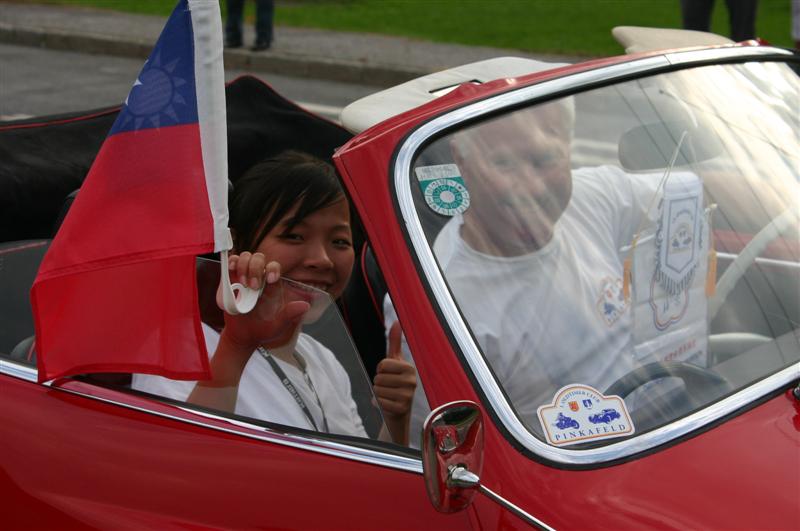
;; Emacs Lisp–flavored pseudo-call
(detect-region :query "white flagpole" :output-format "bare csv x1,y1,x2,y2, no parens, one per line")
190,0,261,315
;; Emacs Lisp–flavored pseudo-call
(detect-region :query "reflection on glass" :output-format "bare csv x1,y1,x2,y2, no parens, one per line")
411,60,799,446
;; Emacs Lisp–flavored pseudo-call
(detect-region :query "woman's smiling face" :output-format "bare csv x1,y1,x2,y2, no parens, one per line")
254,197,355,301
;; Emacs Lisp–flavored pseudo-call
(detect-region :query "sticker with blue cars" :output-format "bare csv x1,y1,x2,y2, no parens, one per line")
537,384,635,446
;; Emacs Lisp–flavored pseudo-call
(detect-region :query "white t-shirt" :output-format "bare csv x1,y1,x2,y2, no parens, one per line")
387,165,708,435
132,324,367,438
434,167,652,424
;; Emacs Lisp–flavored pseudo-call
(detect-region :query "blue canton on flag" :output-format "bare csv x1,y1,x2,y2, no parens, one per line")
111,1,198,136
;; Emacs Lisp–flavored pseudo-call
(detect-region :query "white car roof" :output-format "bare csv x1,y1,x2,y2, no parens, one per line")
341,28,735,134
612,26,734,54
340,56,569,134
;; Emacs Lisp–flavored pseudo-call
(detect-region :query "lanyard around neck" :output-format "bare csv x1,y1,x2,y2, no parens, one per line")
258,347,329,433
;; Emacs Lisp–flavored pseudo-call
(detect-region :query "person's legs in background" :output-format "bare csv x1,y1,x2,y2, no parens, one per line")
681,0,715,31
681,0,758,41
225,0,246,48
252,0,275,51
793,0,800,49
725,0,758,41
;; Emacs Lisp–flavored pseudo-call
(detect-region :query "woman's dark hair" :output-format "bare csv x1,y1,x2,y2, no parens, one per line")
230,151,344,252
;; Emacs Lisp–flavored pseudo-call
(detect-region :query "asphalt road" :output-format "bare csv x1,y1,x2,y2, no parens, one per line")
1,42,620,165
0,43,376,122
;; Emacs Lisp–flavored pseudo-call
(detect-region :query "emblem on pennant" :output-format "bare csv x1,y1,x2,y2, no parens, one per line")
649,175,706,330
655,190,702,297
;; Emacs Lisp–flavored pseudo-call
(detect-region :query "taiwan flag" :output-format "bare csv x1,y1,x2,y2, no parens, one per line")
31,0,231,383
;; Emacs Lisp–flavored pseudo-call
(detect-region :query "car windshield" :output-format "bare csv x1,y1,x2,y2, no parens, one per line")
409,60,799,448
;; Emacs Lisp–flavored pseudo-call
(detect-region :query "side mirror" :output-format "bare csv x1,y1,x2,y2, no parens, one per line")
421,400,484,513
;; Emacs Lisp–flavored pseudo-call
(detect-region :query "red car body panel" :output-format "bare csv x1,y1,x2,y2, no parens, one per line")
0,376,472,529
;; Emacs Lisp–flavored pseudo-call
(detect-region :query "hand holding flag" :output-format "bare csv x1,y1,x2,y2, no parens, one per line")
216,252,311,352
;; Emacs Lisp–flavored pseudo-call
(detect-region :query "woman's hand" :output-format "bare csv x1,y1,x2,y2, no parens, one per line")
192,252,310,413
373,321,417,445
217,252,310,353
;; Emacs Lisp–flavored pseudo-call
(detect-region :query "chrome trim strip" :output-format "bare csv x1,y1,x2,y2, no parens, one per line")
0,364,423,474
393,46,798,465
0,359,37,382
665,45,792,65
479,485,556,531
717,252,800,271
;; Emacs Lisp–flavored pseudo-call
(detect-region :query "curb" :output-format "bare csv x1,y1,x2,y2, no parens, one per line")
0,23,426,87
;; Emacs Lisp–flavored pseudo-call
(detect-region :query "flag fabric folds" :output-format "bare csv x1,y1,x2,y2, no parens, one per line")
31,0,230,383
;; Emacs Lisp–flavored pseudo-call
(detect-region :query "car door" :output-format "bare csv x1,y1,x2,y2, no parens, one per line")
1,366,475,529
0,241,475,529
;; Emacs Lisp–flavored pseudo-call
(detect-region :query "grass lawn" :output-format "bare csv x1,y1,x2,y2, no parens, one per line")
34,0,794,56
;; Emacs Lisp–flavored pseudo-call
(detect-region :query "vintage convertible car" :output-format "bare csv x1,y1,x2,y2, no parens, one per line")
1,28,798,529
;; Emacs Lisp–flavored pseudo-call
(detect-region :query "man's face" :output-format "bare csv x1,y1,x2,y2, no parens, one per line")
452,102,572,255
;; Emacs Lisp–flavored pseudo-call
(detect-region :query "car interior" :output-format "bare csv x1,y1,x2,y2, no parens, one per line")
0,75,392,389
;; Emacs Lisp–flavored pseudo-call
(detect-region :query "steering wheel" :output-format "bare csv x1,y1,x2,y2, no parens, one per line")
604,361,734,431
709,207,799,322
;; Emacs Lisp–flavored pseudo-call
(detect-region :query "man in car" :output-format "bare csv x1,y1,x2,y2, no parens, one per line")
387,95,709,440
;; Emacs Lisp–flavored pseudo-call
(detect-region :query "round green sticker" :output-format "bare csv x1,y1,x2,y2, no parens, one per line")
423,178,470,216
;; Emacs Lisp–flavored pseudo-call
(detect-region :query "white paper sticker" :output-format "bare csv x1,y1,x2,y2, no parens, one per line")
537,384,635,446
415,164,470,216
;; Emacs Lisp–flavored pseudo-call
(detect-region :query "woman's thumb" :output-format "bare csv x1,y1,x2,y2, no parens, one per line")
387,321,403,360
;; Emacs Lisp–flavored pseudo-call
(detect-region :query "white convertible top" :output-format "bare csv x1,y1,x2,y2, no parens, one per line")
339,57,569,134
612,26,734,54
341,28,735,135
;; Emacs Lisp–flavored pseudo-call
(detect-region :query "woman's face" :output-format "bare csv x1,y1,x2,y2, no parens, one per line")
255,197,355,302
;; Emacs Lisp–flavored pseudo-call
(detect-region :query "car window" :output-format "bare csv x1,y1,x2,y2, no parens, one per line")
0,246,389,441
131,258,388,439
408,60,799,448
0,240,49,364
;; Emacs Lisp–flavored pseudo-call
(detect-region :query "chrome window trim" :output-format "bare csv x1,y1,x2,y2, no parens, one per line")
0,359,38,382
393,46,798,465
717,252,800,271
0,360,422,474
664,45,792,65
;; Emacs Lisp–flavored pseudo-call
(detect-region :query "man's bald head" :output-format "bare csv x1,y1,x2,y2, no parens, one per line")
449,99,575,256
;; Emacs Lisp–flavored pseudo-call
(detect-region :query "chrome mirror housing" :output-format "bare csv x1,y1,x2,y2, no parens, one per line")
421,400,484,513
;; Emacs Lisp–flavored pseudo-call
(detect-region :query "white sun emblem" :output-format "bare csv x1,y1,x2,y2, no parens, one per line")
120,52,188,130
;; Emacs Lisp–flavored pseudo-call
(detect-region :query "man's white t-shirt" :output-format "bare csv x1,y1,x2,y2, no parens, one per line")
132,324,367,438
432,166,654,426
387,165,711,436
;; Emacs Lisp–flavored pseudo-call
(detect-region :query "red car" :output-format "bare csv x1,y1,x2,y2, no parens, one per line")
2,29,799,529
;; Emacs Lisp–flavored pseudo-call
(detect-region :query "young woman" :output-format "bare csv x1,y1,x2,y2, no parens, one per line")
133,151,416,445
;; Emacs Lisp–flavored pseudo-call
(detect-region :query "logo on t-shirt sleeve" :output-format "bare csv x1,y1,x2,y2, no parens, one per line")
596,276,628,326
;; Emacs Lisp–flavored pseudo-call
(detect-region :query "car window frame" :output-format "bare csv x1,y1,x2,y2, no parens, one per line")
390,46,800,466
